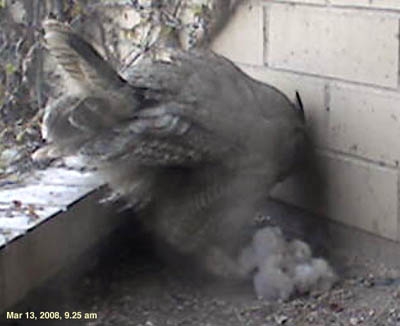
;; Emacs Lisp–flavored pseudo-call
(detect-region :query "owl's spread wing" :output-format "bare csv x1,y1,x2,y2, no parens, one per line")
86,105,235,166
43,94,234,166
41,20,237,166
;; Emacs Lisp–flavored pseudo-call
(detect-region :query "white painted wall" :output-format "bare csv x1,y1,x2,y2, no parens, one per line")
212,0,400,241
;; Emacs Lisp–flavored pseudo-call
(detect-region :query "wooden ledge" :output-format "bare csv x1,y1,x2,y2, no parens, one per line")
0,167,129,310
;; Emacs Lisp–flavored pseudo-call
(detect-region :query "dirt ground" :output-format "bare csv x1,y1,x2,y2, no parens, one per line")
4,212,400,326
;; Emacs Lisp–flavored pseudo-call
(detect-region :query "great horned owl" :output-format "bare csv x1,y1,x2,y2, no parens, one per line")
38,19,305,278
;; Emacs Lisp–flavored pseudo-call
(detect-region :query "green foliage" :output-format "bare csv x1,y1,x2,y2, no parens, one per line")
192,4,206,17
70,2,83,16
160,25,174,37
5,63,16,75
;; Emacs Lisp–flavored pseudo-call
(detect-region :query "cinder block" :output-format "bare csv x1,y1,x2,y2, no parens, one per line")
211,2,264,65
330,0,369,6
272,151,399,241
271,0,325,4
266,4,399,88
239,64,327,145
241,66,400,240
241,66,400,166
327,84,400,166
371,0,400,10
330,0,400,10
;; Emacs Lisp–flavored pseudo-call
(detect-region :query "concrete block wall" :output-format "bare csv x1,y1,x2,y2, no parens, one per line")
212,0,400,241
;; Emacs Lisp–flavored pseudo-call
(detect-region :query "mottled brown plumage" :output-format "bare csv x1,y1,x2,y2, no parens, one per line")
40,19,305,278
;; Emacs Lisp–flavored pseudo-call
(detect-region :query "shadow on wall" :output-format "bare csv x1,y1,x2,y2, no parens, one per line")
272,121,329,216
269,122,334,254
